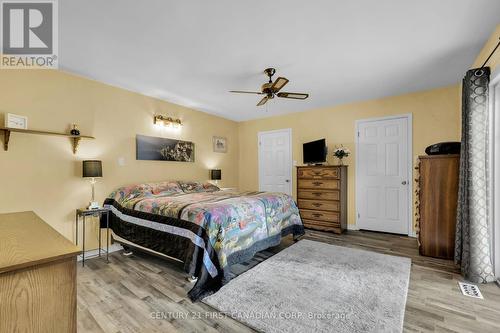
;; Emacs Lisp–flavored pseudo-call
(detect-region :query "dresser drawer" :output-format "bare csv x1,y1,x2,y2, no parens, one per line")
297,190,340,201
298,179,340,190
298,199,340,212
302,219,341,233
298,167,339,179
300,209,339,222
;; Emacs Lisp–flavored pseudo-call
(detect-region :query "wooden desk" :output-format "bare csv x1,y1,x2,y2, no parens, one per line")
0,211,80,333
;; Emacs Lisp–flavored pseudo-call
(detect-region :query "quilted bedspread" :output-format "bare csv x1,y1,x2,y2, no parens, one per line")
103,181,304,300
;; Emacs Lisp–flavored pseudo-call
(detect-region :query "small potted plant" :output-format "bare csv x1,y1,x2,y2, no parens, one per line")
334,145,350,165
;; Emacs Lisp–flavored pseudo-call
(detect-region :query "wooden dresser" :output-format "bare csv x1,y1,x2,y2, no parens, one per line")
0,211,80,333
416,155,459,259
297,165,347,234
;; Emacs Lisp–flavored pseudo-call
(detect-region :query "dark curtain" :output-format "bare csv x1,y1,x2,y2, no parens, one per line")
455,67,495,283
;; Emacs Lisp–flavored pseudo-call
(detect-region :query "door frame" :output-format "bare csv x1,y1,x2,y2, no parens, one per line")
355,113,414,237
258,128,293,195
489,68,500,278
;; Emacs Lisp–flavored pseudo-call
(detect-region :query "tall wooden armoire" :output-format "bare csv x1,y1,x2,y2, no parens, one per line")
416,155,460,259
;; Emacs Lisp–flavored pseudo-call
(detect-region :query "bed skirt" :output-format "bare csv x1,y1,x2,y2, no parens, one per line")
102,198,305,300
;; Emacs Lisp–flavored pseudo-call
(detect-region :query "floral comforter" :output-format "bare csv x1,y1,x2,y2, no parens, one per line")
103,181,304,300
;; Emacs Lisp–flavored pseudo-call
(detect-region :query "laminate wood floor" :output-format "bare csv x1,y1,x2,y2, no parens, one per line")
77,230,500,333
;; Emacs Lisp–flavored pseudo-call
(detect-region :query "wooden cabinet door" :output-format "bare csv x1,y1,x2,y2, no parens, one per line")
418,156,459,259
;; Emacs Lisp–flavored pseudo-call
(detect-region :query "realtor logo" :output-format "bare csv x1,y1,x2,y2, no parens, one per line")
1,0,58,69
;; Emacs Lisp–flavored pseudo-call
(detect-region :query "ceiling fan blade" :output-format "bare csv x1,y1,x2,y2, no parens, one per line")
270,77,289,92
229,90,263,94
257,96,269,106
277,92,309,100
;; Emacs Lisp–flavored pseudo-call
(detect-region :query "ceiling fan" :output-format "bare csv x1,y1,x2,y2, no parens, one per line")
230,68,309,106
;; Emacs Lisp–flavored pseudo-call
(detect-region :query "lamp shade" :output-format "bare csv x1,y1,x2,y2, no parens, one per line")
83,160,102,178
210,169,221,181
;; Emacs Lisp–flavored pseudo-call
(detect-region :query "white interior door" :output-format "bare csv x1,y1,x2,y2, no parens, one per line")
356,115,411,235
258,129,292,195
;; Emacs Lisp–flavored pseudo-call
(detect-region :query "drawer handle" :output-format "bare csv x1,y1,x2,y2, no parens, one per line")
312,203,322,207
312,213,323,218
312,192,322,196
312,182,323,186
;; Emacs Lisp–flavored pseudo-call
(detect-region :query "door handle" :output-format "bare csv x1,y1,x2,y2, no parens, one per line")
402,181,407,185
285,179,290,183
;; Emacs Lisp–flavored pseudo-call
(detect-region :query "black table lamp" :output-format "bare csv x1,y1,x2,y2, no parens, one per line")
83,160,102,209
210,169,221,185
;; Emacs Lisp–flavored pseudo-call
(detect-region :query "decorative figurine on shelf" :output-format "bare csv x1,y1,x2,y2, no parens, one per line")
70,124,80,136
333,145,350,166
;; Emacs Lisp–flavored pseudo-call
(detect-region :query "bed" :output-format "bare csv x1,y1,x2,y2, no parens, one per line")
102,180,304,300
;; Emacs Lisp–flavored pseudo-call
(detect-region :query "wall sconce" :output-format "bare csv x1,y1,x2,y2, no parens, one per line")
154,115,183,128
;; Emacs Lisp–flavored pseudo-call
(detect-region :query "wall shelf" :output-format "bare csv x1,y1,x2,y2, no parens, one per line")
0,127,95,154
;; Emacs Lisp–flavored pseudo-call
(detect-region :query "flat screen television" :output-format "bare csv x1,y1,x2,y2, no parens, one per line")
303,139,327,165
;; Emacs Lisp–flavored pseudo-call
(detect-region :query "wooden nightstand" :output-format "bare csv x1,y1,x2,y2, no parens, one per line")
75,207,110,266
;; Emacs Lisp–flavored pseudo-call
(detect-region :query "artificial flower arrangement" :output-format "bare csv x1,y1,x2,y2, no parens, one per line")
333,145,350,165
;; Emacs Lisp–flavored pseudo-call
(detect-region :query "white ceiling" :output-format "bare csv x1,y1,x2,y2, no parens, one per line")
60,0,500,121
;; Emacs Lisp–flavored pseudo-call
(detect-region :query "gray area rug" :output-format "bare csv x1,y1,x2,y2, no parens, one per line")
204,240,411,333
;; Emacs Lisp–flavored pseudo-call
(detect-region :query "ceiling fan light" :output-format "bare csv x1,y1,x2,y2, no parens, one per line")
232,68,308,106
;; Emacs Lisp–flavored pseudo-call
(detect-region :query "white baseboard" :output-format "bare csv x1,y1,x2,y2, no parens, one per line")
77,243,123,262
347,223,417,238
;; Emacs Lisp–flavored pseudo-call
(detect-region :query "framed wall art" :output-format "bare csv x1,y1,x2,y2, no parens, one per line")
213,136,227,153
136,134,195,162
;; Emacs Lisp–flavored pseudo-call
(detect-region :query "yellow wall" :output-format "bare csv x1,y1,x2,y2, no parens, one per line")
0,70,239,246
237,24,499,230
471,24,500,71
237,85,461,228
0,25,497,243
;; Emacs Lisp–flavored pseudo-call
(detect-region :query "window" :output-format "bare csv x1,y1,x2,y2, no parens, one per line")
490,69,500,278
